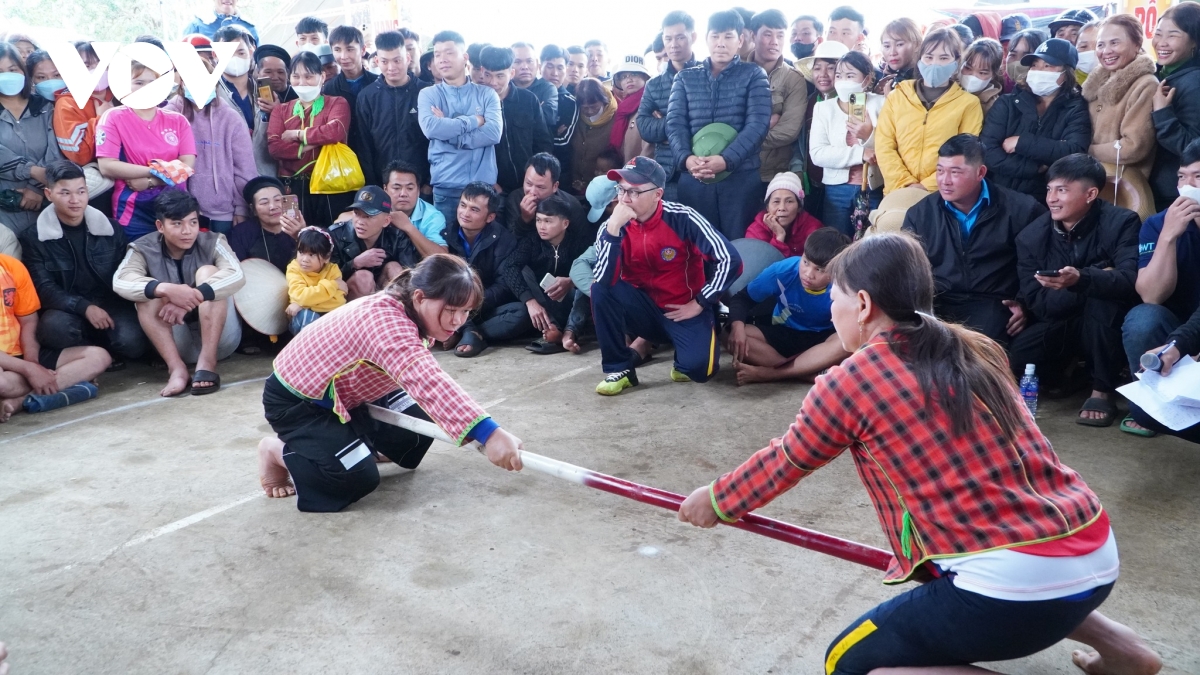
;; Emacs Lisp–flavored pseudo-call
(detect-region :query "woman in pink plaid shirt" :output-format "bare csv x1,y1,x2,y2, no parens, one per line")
678,233,1161,675
258,254,523,512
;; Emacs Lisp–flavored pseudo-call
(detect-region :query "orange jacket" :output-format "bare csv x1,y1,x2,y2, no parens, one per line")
52,90,112,164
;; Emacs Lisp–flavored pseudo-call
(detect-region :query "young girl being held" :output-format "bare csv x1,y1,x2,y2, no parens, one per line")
286,227,348,334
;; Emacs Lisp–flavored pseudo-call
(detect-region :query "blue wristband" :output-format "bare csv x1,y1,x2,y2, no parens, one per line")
466,417,499,444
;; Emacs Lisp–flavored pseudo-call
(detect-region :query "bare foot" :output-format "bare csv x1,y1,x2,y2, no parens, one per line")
734,361,781,385
544,325,563,344
0,397,23,422
1070,612,1163,675
258,438,295,498
630,337,652,361
375,451,393,463
563,330,582,354
1080,390,1113,423
160,367,190,397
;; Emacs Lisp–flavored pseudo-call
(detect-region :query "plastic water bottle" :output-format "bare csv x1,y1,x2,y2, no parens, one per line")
1020,364,1039,419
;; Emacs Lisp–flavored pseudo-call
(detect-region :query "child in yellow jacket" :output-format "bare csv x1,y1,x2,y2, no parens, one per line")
286,227,347,335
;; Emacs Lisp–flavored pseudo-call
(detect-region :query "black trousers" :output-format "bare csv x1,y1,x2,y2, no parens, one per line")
935,295,1012,347
1130,404,1200,445
37,298,148,361
263,375,435,513
1007,298,1128,393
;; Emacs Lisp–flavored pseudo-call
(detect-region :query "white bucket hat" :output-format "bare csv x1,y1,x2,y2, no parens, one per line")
614,54,653,79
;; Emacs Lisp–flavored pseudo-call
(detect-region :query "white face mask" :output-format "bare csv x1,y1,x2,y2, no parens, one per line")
293,85,321,103
1025,70,1063,97
1178,184,1200,203
834,80,863,102
960,74,990,94
1076,51,1098,75
224,56,252,77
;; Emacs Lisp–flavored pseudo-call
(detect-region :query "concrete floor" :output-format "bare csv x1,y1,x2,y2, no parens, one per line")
0,344,1198,674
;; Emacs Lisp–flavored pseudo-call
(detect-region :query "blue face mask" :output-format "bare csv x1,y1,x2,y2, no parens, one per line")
917,59,959,88
185,88,216,107
0,72,26,96
34,78,66,99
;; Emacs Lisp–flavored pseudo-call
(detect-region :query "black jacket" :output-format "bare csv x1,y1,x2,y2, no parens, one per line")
902,180,1046,303
329,219,420,280
666,57,772,174
981,88,1091,201
444,219,518,312
1169,303,1200,357
1015,201,1140,323
22,207,127,315
502,225,591,303
1151,58,1200,210
355,76,431,186
504,188,589,239
496,85,554,193
552,88,578,192
322,70,379,163
523,78,560,132
637,57,699,182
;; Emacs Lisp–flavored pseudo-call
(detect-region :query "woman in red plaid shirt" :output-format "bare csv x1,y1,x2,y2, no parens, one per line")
257,254,523,512
678,234,1161,675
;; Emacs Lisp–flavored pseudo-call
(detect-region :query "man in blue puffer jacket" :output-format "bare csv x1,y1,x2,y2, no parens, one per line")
667,10,772,240
417,31,504,225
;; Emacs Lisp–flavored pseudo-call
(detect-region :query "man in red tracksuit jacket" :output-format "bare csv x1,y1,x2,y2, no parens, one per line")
591,156,742,395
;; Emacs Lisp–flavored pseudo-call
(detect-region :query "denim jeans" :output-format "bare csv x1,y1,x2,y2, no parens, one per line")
289,308,324,335
1121,303,1183,374
822,183,882,238
433,188,464,228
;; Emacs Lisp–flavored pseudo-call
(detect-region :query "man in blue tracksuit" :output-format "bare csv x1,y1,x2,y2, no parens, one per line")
417,31,504,225
667,10,771,240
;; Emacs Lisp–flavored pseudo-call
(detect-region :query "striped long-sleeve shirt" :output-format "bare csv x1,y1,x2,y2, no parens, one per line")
593,200,741,309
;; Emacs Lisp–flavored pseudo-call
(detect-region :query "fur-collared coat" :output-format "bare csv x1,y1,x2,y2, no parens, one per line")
1082,54,1158,177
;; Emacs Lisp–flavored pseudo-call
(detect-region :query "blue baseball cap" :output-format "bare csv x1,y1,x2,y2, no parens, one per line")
586,175,618,223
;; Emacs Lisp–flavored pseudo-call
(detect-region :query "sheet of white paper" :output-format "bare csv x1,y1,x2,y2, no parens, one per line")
1118,379,1200,431
1137,356,1200,409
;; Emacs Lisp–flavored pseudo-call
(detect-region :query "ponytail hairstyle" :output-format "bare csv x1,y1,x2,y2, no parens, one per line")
827,233,1027,440
383,254,484,336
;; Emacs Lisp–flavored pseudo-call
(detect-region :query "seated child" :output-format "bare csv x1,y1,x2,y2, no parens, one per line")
725,227,851,385
286,227,348,335
503,192,591,353
744,172,824,258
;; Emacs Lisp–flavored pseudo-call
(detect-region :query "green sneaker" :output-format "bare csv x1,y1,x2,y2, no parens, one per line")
669,367,691,382
596,369,639,395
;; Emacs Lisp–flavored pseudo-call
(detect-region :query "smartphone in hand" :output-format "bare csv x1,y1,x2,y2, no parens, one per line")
1036,269,1062,277
257,78,274,101
539,273,556,290
282,194,299,218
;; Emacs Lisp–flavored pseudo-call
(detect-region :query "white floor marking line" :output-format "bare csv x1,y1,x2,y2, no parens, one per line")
47,364,597,570
0,376,263,445
480,364,594,409
61,491,264,572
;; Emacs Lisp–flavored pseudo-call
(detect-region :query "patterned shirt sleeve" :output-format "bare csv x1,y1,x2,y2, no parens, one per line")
711,364,866,522
368,324,490,444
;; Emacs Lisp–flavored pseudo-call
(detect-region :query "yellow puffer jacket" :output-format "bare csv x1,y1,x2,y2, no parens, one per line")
875,80,984,194
286,260,346,313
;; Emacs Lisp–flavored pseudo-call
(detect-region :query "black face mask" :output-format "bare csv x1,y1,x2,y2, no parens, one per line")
791,42,816,59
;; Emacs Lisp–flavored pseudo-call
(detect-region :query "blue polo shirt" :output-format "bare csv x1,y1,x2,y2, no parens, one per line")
410,198,447,246
1138,210,1200,321
944,181,990,241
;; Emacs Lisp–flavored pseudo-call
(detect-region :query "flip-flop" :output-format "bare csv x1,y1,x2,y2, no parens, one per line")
526,338,566,355
454,329,488,358
191,370,222,396
1076,397,1117,427
1118,415,1158,438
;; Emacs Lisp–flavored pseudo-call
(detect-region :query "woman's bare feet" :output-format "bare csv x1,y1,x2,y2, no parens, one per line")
160,367,190,397
258,437,295,498
1069,612,1162,675
0,397,23,422
562,330,582,354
